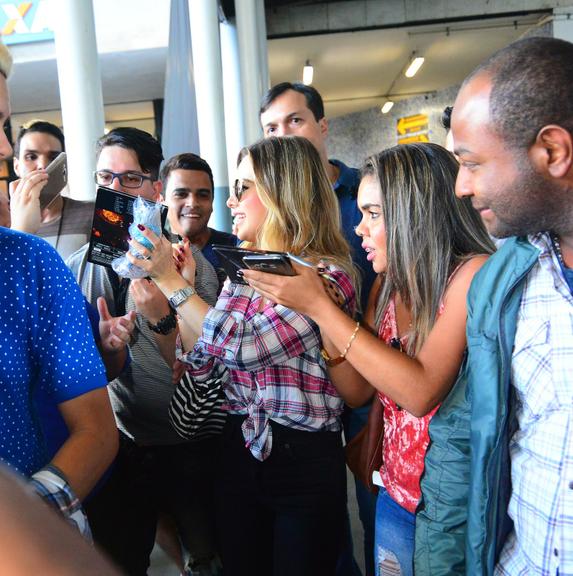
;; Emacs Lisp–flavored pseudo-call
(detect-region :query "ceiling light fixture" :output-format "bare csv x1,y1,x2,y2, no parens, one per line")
303,59,314,85
405,52,425,78
381,101,394,114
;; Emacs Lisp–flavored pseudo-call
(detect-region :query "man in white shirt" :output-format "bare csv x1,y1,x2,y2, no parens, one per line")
418,36,573,575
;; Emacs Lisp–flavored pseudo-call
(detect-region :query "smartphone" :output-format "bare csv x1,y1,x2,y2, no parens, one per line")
243,254,296,276
212,245,297,285
212,245,255,284
40,152,67,210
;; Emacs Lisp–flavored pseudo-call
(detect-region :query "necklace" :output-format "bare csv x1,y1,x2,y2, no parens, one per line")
551,232,566,267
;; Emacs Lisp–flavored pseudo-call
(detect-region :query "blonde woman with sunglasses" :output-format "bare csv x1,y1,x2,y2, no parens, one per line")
128,136,357,576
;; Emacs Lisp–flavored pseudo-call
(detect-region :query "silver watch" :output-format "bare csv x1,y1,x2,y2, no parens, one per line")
168,286,196,309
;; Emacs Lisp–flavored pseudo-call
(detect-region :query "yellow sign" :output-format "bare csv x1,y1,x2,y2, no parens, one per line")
397,114,428,135
397,133,430,145
397,113,429,145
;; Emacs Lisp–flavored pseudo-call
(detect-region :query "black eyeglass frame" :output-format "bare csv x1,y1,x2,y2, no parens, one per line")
93,170,153,189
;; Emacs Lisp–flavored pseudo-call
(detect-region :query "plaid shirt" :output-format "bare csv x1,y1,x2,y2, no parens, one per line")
29,465,92,540
180,267,356,461
496,233,573,576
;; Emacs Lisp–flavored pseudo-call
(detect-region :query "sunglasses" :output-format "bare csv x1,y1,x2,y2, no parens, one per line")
231,179,253,202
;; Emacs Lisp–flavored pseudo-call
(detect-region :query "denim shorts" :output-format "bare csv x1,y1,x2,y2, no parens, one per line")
374,488,416,576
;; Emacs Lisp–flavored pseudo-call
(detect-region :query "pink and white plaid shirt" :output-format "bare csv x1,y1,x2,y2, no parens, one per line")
180,267,356,461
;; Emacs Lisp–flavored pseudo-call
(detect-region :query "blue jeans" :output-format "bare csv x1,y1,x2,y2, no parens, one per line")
374,488,415,576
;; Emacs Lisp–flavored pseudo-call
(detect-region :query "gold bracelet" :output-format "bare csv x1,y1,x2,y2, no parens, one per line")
320,321,360,367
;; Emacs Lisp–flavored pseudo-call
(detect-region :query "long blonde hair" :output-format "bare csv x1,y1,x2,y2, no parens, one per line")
237,136,357,284
363,143,495,355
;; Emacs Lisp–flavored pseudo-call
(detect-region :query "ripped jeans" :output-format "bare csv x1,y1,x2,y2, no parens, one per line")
374,488,415,576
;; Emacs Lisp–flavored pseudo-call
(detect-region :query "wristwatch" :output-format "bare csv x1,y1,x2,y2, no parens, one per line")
147,309,177,335
168,286,196,309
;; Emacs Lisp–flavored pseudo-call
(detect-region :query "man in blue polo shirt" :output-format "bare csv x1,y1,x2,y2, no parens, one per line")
0,41,118,535
260,82,377,576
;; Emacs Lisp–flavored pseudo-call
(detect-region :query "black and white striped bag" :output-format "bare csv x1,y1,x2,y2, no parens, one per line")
169,370,227,441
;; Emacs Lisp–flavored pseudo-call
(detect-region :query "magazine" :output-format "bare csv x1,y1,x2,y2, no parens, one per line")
87,185,168,268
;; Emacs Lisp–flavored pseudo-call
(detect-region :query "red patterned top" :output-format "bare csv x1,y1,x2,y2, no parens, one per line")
377,297,440,513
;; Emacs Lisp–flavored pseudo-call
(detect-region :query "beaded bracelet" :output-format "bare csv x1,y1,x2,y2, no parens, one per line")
320,321,360,367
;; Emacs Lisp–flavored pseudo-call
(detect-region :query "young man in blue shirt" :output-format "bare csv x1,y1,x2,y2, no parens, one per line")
0,41,118,535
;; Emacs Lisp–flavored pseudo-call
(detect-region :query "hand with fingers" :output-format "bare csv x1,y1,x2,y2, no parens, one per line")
97,296,136,354
127,225,180,284
130,278,171,323
174,238,196,287
242,262,332,317
172,358,186,385
9,170,49,233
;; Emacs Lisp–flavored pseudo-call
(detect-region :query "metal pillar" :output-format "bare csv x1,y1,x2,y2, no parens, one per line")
235,0,267,145
189,0,232,233
162,0,200,160
53,0,104,201
220,17,246,185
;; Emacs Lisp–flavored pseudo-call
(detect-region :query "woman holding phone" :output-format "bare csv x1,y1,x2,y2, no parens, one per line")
243,143,495,576
127,136,357,576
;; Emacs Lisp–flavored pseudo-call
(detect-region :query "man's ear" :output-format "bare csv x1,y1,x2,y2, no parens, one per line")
13,156,20,177
529,124,573,180
153,179,163,202
319,117,329,138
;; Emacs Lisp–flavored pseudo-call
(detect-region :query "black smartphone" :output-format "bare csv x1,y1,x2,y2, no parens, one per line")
212,245,296,285
242,253,296,276
40,152,67,210
212,245,255,284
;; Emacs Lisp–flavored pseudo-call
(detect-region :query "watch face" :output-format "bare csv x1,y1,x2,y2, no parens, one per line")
170,287,195,308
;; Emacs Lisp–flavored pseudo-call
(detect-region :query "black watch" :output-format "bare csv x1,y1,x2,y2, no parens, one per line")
147,309,177,335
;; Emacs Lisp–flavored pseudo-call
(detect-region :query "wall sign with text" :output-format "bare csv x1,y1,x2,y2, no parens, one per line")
0,1,53,45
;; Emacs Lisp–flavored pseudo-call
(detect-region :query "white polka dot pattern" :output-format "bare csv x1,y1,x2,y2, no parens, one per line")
0,228,107,476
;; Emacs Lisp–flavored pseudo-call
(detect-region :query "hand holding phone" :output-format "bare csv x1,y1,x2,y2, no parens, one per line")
40,152,67,210
8,170,49,234
212,245,298,285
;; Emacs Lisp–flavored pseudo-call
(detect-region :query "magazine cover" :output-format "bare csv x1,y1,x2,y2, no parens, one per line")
87,186,168,268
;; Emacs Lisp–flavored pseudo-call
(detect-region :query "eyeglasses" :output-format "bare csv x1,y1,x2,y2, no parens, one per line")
231,179,252,202
94,170,153,189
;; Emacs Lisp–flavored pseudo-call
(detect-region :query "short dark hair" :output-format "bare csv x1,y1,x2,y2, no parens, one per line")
15,120,65,156
466,37,573,149
441,106,453,131
160,153,214,194
260,82,325,122
95,127,163,180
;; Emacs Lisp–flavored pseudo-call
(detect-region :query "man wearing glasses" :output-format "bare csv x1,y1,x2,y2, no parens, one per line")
67,127,221,576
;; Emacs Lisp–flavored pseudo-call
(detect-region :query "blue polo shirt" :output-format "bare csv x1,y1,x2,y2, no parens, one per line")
331,159,376,311
0,228,107,476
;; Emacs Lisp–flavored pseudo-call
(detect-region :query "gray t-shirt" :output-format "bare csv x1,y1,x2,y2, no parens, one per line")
38,197,94,261
66,242,219,445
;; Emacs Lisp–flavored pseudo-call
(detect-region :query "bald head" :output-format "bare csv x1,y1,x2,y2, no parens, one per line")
462,37,573,150
452,44,573,239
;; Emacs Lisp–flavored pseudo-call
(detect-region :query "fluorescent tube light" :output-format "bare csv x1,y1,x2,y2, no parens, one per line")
405,56,425,78
381,101,394,114
303,60,314,85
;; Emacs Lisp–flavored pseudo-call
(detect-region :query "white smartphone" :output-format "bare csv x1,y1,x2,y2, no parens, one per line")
40,152,67,210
